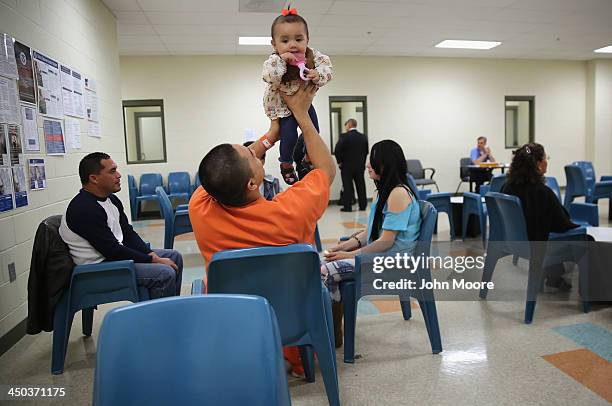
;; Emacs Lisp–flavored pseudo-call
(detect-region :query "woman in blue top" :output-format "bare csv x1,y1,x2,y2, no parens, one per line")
322,140,422,303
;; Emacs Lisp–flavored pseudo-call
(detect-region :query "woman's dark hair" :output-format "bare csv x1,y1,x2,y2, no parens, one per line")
506,142,546,186
368,140,417,241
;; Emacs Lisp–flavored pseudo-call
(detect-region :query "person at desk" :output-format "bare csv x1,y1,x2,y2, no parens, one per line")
470,136,496,192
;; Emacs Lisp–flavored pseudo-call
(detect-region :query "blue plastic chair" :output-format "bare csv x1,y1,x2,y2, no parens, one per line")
339,201,443,363
167,171,192,203
545,176,598,226
426,193,455,239
127,175,138,221
480,192,587,324
314,224,323,252
479,184,490,197
155,187,192,249
93,295,290,406
564,163,612,208
203,244,339,406
462,192,487,246
192,172,201,194
489,174,507,193
52,259,149,374
135,173,163,217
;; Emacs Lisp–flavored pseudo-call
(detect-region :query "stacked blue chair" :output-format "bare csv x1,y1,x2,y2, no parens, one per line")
200,244,340,406
564,162,612,208
155,187,192,250
135,173,163,217
488,174,507,193
545,177,598,226
41,215,149,375
314,224,323,252
478,184,490,197
426,193,455,240
339,201,443,363
127,175,138,221
93,295,290,406
167,171,192,204
462,192,487,246
479,192,588,324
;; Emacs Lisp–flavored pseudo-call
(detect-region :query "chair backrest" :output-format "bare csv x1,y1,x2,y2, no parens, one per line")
406,173,419,193
127,174,137,190
489,174,507,193
139,173,163,196
406,159,425,180
564,164,588,206
155,186,173,221
193,172,201,193
168,171,191,195
459,157,472,180
572,161,595,195
93,295,290,406
207,244,323,344
415,201,437,258
544,176,562,202
484,192,528,243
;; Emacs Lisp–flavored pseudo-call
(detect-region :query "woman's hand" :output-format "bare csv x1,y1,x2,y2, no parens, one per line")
324,250,356,261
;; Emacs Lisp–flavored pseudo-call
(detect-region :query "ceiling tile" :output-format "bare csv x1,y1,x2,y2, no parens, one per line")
117,24,157,35
102,0,140,12
119,35,163,45
115,11,149,24
136,0,236,12
160,35,236,45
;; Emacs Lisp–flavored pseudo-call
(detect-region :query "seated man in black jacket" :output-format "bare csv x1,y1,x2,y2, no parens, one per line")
59,152,182,299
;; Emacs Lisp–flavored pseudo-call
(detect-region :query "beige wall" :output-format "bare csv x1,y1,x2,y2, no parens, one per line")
121,55,592,197
0,0,124,337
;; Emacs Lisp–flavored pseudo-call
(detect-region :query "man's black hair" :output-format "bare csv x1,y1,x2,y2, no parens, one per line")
79,152,110,185
198,144,253,206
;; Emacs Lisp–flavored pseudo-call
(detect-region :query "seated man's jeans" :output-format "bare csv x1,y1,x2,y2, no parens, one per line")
134,249,183,299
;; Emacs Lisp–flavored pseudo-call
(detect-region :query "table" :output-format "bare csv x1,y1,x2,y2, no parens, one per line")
465,164,510,192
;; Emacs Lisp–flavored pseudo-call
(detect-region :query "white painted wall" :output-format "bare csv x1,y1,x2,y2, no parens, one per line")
121,55,589,198
0,0,123,338
591,60,612,176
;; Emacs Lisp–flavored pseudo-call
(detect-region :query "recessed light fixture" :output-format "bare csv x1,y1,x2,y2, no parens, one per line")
435,40,501,50
594,45,612,53
238,36,271,45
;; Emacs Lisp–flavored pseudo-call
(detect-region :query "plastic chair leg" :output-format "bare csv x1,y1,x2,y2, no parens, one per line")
479,251,500,299
524,301,536,324
299,346,316,383
462,212,469,240
524,261,544,324
446,210,456,240
51,294,75,375
400,298,412,320
311,323,340,406
82,307,94,336
340,281,357,364
512,255,519,265
418,299,442,354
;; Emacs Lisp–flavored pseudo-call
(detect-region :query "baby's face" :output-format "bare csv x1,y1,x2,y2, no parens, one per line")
272,22,308,56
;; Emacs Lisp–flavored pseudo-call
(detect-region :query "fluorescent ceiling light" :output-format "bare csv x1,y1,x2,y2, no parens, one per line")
239,36,271,46
594,45,612,53
435,40,501,50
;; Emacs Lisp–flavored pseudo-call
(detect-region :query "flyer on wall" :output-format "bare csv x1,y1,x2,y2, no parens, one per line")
33,50,63,118
13,40,36,105
8,124,24,166
0,33,18,80
28,158,46,190
0,75,21,124
11,165,27,208
21,103,39,152
0,124,8,166
43,118,66,155
71,69,85,118
0,166,14,212
60,64,75,116
85,90,98,122
64,117,81,149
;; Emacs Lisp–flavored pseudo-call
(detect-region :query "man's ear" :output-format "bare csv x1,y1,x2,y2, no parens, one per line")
246,178,258,192
89,174,98,185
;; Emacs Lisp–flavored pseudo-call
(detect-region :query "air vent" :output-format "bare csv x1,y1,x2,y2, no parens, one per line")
239,0,286,13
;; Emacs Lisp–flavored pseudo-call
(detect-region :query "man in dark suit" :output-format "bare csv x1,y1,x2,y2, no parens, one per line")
334,119,368,212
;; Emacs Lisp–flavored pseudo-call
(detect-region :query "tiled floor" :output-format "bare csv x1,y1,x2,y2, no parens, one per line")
0,201,610,405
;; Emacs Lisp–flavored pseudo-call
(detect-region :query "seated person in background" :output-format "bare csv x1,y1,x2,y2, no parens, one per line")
189,84,335,377
59,152,183,299
501,143,590,291
470,136,496,192
243,141,281,200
